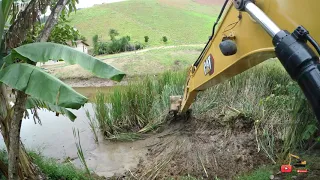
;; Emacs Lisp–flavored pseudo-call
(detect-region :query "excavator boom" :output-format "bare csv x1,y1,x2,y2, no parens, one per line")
171,0,320,121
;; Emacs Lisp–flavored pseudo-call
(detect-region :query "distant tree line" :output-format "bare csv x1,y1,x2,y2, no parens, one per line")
92,29,144,55
92,29,169,55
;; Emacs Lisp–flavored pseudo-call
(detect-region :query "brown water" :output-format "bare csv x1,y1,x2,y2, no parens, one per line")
0,87,155,177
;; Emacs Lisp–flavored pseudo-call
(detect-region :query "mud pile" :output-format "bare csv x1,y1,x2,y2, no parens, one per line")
116,113,270,179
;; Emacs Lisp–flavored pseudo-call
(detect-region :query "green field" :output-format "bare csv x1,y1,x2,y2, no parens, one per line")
68,0,221,46
45,45,203,79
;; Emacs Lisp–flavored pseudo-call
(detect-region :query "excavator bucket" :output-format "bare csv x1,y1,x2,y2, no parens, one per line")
169,96,182,115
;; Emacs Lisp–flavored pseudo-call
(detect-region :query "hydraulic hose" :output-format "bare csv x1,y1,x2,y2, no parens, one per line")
273,30,320,121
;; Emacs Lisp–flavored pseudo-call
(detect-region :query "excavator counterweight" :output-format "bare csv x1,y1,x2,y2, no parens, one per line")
170,0,320,122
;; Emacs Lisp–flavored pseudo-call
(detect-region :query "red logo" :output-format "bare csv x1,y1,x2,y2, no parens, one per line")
281,165,292,173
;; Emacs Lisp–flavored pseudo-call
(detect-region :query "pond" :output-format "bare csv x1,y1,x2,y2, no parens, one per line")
0,87,154,177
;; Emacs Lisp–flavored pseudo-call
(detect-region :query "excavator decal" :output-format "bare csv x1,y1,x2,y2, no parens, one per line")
204,54,214,76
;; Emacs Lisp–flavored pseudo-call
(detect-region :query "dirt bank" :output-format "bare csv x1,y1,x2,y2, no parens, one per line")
114,113,270,179
62,77,126,87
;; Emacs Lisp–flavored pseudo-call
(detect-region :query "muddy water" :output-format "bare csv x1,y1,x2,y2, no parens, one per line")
0,87,155,177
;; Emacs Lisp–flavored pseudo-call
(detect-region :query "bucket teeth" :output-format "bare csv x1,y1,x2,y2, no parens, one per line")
169,96,182,114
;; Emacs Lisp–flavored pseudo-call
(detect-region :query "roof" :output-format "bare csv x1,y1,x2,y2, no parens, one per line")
66,40,90,47
76,40,90,46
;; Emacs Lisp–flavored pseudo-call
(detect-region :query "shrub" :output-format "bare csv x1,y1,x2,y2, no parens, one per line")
162,36,168,43
94,35,143,55
109,29,119,41
144,36,149,43
92,34,99,55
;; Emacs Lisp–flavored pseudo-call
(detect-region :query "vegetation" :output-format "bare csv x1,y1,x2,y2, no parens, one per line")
92,60,318,158
0,149,92,180
144,35,149,43
91,70,186,140
236,166,273,180
192,61,317,161
68,0,220,46
162,36,168,43
92,30,144,55
73,128,91,176
25,17,85,46
46,45,203,79
0,0,125,179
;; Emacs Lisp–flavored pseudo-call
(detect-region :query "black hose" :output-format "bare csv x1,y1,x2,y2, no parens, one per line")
306,34,320,56
193,0,230,67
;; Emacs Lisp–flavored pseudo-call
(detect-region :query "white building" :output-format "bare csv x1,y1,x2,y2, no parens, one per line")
72,40,89,54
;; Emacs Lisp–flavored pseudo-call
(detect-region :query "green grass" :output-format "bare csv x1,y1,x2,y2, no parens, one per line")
236,166,273,180
68,0,220,46
0,149,93,180
46,45,203,79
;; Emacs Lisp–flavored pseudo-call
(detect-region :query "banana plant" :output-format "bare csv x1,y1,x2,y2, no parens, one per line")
0,0,126,121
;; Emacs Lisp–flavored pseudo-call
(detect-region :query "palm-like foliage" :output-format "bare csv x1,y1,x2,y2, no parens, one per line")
0,0,125,120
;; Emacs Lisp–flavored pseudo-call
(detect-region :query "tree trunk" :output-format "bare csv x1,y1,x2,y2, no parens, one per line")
8,91,27,180
38,0,68,42
3,0,69,179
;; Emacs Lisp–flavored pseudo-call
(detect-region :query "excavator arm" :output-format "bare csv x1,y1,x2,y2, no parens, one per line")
170,0,320,121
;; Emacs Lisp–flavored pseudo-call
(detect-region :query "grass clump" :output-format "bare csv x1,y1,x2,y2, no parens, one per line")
0,149,91,180
91,70,186,140
236,166,273,180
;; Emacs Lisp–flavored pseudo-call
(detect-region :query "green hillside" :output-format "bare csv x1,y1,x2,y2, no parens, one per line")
68,0,221,47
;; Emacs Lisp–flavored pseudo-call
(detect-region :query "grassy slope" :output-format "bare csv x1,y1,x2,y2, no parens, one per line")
45,45,203,79
68,0,220,46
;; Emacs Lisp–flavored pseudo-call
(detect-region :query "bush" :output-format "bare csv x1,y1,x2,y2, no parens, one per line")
109,29,119,41
93,34,144,55
92,34,99,55
144,36,149,43
162,36,168,43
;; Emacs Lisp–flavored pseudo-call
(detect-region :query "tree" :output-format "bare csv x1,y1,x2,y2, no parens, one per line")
162,36,168,43
144,36,149,43
0,0,125,179
25,18,85,46
109,29,119,41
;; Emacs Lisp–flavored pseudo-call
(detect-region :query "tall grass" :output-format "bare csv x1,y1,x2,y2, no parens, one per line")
86,110,99,143
73,128,91,177
91,70,186,140
92,60,318,160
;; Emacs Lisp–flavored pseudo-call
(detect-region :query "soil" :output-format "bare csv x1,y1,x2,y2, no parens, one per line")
62,77,121,87
112,112,270,179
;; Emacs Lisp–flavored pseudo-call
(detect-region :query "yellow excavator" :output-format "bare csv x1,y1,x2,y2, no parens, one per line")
170,0,320,122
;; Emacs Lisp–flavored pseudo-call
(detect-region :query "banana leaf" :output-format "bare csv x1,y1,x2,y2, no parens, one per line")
0,63,87,109
5,42,125,82
26,97,77,121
